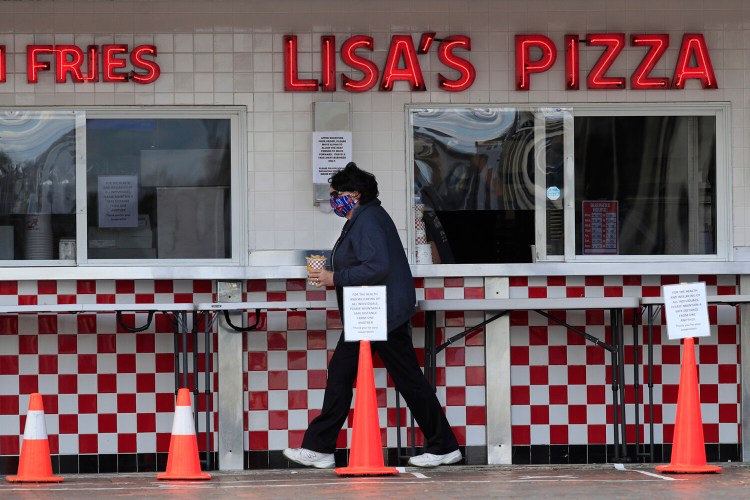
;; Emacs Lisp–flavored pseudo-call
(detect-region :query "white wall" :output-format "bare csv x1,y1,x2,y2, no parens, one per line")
0,0,748,256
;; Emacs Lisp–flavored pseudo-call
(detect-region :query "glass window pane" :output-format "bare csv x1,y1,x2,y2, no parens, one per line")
574,115,716,255
411,107,721,263
86,118,232,260
413,108,536,263
0,111,77,261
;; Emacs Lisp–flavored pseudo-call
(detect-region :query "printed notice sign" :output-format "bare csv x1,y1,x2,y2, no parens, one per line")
663,282,710,340
343,286,387,342
313,131,352,183
98,175,138,228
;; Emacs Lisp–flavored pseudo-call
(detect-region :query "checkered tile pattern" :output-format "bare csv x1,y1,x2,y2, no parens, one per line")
507,275,740,447
0,280,217,457
0,275,741,462
243,277,487,451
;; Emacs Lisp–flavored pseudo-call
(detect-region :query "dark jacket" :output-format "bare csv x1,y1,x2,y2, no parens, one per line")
330,199,417,332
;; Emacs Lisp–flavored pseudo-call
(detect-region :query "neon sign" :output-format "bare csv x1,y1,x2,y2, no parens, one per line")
516,33,717,91
379,35,426,91
515,34,557,91
630,34,670,89
0,44,161,84
0,33,716,92
340,35,379,92
586,33,627,89
284,34,476,92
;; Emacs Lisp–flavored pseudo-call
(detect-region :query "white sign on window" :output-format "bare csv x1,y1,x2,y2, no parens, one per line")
343,286,387,342
312,131,352,183
98,175,138,228
663,282,710,340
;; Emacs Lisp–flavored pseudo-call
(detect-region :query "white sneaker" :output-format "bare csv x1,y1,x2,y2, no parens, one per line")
408,449,462,467
283,447,335,469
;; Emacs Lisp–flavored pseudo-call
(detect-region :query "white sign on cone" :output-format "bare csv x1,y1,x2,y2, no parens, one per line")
663,282,710,340
343,286,387,341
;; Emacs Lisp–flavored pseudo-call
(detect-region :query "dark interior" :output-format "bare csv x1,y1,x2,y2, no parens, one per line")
435,209,535,263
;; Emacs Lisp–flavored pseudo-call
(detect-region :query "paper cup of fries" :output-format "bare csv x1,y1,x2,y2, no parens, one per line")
306,254,327,285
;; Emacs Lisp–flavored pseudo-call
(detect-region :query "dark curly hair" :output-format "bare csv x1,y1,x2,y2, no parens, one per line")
329,162,379,204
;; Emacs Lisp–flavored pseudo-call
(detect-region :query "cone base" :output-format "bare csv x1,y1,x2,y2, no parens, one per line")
6,474,64,483
156,472,211,480
335,466,399,476
656,464,723,474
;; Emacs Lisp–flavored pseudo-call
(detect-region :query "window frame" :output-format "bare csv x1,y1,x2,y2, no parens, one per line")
0,106,247,268
406,102,732,265
564,103,730,263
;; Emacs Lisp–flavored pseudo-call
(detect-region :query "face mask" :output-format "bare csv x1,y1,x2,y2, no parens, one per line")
330,194,358,217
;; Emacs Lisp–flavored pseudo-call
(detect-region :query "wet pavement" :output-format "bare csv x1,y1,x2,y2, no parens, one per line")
2,463,749,499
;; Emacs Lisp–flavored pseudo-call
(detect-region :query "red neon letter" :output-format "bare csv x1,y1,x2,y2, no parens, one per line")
380,35,425,91
418,32,436,54
283,35,318,91
27,45,53,83
586,33,626,89
515,35,556,91
564,35,579,90
341,35,379,92
55,45,85,83
130,45,160,84
630,34,670,90
83,45,99,82
0,46,5,83
320,36,336,91
673,33,718,89
437,35,475,92
102,44,129,82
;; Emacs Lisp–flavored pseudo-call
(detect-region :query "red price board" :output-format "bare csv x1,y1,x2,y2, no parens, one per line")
582,201,618,254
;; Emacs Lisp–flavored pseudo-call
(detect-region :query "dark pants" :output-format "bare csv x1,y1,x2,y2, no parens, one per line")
301,321,459,455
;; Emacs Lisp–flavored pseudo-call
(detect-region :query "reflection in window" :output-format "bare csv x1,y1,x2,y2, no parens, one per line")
413,108,536,263
86,119,232,260
0,111,77,261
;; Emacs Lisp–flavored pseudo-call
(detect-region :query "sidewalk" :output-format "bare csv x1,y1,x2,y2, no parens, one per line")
1,463,746,499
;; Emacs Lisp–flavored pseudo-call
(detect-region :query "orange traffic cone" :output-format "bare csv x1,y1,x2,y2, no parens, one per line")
656,337,722,473
157,388,211,480
6,393,63,483
335,340,399,476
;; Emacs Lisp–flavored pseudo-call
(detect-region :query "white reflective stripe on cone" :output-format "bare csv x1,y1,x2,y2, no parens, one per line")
22,410,48,440
171,406,197,436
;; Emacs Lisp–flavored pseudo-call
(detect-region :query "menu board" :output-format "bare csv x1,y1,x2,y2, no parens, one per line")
582,200,618,254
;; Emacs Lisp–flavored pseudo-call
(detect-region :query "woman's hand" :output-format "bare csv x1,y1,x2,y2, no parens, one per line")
308,269,334,288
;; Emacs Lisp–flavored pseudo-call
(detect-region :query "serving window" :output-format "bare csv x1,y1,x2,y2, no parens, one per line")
408,104,729,264
0,108,245,266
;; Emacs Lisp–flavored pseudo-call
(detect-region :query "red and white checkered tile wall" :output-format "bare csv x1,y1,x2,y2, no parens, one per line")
0,279,217,458
0,274,741,462
505,275,740,447
243,277,487,452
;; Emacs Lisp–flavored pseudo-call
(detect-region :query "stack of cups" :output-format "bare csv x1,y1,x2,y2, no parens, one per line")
415,203,426,244
306,254,327,286
416,243,433,264
414,202,432,264
24,213,53,260
415,202,425,219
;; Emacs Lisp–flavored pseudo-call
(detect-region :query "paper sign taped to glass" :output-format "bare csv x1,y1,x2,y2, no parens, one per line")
663,282,710,340
343,286,387,342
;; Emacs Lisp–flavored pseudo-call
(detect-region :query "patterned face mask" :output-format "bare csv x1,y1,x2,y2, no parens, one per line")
330,193,358,217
